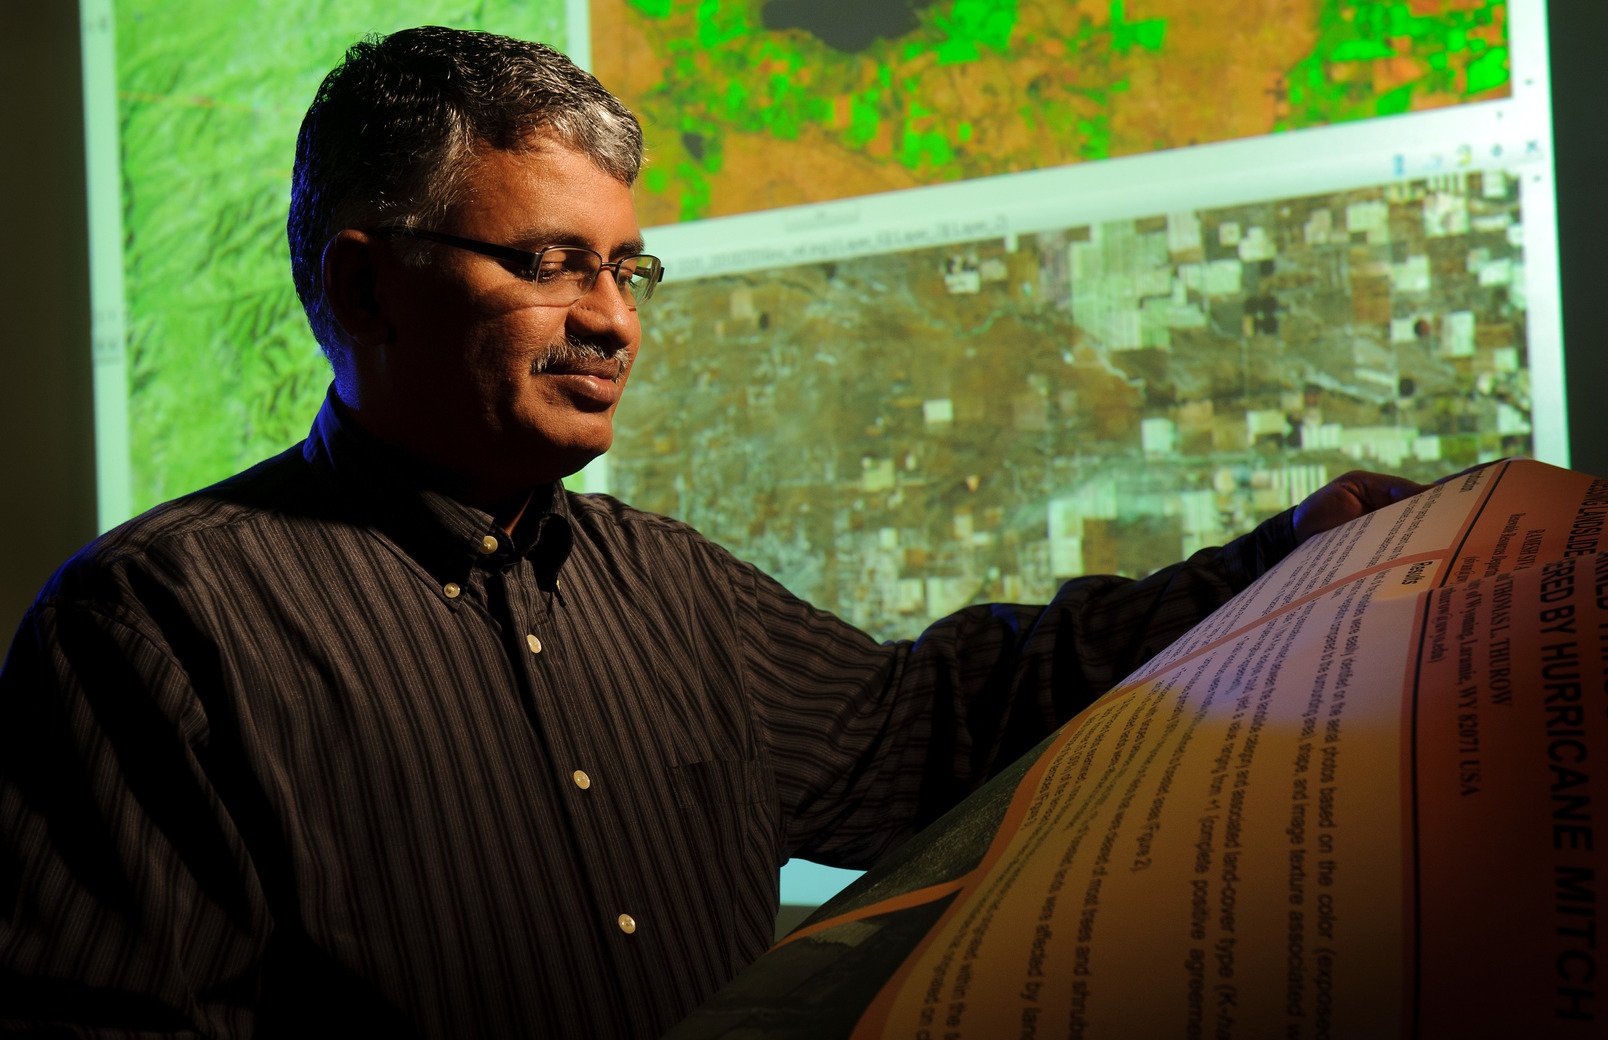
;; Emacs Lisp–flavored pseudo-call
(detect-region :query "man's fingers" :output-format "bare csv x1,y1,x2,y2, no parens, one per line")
1328,470,1428,509
1295,461,1514,545
1352,472,1429,508
1294,470,1430,543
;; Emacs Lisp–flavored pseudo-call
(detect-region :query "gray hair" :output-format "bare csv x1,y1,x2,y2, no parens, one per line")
287,26,644,370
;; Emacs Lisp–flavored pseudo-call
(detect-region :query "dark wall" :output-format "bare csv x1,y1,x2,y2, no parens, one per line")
0,1,98,656
1550,0,1608,479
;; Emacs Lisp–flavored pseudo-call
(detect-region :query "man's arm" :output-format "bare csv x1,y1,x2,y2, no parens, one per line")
732,471,1424,871
0,600,269,1038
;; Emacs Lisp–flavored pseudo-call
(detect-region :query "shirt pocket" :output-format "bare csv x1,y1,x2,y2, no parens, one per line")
668,757,763,809
663,758,780,968
666,758,771,865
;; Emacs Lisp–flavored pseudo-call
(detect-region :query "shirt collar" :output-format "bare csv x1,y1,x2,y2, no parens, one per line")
302,388,574,598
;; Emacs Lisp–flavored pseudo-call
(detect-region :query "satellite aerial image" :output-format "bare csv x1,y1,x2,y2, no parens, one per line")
593,0,1511,224
611,172,1532,639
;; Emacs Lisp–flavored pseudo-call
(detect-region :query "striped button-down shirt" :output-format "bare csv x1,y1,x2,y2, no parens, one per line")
0,394,1296,1038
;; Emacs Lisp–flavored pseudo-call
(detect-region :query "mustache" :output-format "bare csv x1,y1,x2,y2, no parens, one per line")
529,336,633,383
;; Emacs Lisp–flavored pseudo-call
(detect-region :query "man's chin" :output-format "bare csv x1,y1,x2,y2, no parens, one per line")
523,434,612,487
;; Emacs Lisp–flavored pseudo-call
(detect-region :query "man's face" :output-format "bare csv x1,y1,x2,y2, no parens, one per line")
364,137,644,495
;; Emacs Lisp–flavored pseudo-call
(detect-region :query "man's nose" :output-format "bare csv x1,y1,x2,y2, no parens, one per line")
567,274,638,345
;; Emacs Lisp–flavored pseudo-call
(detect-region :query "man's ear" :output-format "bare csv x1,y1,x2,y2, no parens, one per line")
322,230,391,347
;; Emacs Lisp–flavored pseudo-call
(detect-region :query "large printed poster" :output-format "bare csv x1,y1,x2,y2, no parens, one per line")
670,459,1608,1038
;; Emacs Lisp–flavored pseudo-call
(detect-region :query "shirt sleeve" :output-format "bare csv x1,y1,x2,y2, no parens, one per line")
0,600,265,1037
1,586,356,1039
733,509,1300,870
0,597,429,1040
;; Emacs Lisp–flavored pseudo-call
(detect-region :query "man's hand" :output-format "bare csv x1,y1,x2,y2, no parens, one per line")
1292,470,1429,544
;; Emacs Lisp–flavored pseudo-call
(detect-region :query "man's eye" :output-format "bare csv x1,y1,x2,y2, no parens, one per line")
536,261,589,284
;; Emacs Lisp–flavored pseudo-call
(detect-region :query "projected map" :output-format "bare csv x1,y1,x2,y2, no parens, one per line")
111,0,1537,645
610,171,1531,640
593,0,1512,225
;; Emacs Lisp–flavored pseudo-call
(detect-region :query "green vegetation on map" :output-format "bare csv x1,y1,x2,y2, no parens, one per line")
1281,0,1509,125
602,0,1510,224
619,0,1160,221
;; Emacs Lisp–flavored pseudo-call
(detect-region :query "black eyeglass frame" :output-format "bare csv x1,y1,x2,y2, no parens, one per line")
374,226,665,307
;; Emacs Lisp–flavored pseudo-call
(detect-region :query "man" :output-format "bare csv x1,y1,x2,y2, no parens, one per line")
0,26,1423,1040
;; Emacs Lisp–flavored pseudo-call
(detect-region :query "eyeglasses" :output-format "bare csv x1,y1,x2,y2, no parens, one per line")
375,226,664,308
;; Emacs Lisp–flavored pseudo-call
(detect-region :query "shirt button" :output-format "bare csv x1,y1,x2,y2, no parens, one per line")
572,769,591,790
443,582,461,599
526,633,543,654
617,913,636,935
478,535,498,554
